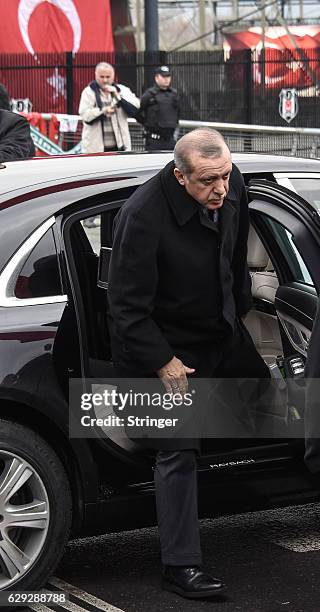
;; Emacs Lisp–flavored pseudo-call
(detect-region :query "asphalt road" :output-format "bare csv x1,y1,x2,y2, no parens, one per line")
27,221,318,611
33,225,320,612
20,501,320,612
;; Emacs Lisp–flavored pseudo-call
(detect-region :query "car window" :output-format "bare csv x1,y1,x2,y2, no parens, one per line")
81,208,119,254
14,228,62,299
263,217,314,287
276,177,320,213
81,215,101,255
286,178,320,213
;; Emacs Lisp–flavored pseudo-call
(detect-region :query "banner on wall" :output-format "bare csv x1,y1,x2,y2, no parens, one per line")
223,26,320,92
0,0,114,54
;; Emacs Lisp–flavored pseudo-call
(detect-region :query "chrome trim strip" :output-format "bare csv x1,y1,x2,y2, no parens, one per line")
274,173,320,179
0,216,67,308
277,310,311,357
276,298,314,323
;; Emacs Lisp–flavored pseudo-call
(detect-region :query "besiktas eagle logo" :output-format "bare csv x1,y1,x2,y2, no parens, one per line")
279,88,299,124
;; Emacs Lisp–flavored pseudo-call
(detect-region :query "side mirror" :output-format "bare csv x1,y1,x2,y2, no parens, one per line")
97,247,112,290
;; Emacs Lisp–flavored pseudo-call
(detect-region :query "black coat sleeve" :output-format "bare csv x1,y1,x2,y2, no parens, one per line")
231,165,253,317
108,204,174,372
117,97,139,118
134,90,155,125
0,113,34,161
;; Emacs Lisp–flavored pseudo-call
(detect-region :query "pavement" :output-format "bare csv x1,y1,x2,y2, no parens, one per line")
19,501,320,612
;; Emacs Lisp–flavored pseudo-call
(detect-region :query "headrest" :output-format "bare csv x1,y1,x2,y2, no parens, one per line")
247,225,269,269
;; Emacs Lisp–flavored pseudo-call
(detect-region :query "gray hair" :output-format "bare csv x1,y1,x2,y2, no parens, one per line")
95,62,114,73
174,128,228,175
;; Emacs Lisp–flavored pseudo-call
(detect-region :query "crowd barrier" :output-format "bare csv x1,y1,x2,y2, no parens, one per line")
23,113,320,159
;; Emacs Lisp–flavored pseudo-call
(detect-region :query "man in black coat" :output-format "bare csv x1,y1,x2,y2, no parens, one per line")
108,128,269,599
0,109,35,162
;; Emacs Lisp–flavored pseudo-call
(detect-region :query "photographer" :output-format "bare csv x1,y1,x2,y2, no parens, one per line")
79,62,140,227
79,62,140,155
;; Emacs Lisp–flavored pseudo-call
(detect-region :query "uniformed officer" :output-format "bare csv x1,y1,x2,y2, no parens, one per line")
136,65,179,151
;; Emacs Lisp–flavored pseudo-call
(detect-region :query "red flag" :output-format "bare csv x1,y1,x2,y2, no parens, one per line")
223,26,320,91
0,0,114,53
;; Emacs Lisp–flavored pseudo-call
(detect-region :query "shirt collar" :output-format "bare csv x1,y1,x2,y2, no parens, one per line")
160,161,199,226
160,160,238,226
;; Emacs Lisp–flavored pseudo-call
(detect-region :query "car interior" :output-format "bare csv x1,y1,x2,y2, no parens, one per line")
66,200,316,456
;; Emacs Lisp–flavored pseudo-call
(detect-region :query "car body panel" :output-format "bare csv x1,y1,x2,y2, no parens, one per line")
0,152,320,569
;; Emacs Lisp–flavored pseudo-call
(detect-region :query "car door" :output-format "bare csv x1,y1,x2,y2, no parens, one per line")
247,180,320,436
197,181,320,485
249,179,320,327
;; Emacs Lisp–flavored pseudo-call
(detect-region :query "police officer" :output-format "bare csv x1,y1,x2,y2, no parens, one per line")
136,65,179,151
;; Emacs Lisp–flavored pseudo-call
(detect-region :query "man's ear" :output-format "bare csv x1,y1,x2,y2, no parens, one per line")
174,167,185,185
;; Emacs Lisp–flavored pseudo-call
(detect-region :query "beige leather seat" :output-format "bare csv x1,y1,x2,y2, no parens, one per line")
247,225,279,303
244,225,282,364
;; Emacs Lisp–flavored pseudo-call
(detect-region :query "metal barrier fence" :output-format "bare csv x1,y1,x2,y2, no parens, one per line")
178,120,320,159
1,49,320,127
32,115,320,159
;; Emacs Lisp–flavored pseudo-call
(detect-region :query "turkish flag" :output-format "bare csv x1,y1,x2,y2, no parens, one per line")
0,0,114,53
223,26,320,91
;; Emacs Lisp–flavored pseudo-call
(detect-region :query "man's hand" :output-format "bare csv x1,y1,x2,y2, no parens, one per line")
103,105,115,116
157,356,195,395
102,84,116,93
104,85,121,99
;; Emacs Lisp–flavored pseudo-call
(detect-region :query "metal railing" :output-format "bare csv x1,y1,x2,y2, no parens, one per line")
178,120,320,158
29,114,320,159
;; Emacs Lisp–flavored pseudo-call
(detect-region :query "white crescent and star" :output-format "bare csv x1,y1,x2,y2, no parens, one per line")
18,0,82,55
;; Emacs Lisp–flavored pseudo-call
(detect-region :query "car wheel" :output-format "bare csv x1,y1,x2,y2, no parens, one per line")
0,419,72,591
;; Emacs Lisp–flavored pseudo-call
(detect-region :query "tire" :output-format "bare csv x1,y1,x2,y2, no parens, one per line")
0,419,72,591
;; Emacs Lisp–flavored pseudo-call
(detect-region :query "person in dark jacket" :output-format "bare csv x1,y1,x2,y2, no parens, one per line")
136,65,179,151
108,128,270,599
0,109,35,162
0,83,11,110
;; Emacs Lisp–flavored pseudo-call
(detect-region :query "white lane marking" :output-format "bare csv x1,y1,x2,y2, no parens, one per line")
48,577,126,612
45,599,93,612
28,606,53,612
27,591,89,612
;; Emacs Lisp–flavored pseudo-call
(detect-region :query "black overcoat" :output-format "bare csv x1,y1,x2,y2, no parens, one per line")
0,109,35,162
108,160,253,449
108,160,252,371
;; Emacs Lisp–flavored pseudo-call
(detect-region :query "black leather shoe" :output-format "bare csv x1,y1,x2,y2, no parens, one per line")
162,565,226,599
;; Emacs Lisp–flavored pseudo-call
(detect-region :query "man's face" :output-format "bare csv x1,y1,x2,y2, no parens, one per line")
95,66,115,90
155,73,171,90
174,148,232,210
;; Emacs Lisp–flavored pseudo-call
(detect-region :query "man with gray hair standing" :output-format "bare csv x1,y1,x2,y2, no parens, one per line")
79,62,140,226
79,62,139,154
108,128,270,598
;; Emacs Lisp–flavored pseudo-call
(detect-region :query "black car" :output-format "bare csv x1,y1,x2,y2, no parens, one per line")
0,152,320,591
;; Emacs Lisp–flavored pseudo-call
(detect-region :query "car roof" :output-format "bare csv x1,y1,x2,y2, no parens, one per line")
1,151,320,198
1,151,319,273
0,152,173,198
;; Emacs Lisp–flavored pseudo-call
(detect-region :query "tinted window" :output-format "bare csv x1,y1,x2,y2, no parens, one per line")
288,178,320,213
15,229,62,299
264,218,313,286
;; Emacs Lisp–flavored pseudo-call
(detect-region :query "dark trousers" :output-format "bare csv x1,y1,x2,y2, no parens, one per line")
153,321,270,565
155,450,201,565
